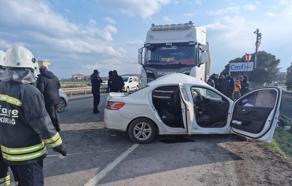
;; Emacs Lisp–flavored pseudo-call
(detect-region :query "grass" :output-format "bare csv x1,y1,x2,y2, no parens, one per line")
264,115,292,160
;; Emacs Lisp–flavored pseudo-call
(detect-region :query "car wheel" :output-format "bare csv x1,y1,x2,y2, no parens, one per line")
128,118,157,144
57,98,66,113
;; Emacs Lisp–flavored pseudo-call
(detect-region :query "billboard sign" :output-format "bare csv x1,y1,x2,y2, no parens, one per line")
229,62,254,72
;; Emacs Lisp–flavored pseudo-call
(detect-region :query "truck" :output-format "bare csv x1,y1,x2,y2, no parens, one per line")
138,21,211,87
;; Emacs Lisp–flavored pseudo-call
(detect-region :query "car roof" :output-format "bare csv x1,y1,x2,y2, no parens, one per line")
148,73,209,87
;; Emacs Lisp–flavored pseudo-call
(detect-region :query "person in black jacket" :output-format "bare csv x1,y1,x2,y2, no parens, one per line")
111,70,124,92
241,75,249,95
0,46,66,186
37,66,61,132
91,70,103,113
107,71,113,93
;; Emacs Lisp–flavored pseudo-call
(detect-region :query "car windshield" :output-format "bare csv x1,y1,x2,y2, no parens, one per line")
122,76,129,82
145,45,196,66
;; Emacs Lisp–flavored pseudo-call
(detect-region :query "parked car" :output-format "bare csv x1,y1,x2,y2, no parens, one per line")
122,75,139,92
104,73,283,143
57,89,68,113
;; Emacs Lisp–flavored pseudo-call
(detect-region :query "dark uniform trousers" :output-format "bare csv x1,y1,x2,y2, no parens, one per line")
45,104,60,132
10,160,44,186
0,152,10,186
93,92,100,112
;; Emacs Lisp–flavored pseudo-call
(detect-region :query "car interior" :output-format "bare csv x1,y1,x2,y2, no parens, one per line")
191,87,229,128
152,86,184,128
231,89,277,134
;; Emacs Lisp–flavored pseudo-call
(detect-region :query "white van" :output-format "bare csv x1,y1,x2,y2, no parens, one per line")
122,76,139,92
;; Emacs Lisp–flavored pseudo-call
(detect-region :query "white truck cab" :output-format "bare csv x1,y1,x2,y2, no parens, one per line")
138,21,211,87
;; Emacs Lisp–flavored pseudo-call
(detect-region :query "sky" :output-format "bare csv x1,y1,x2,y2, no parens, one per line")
0,0,291,78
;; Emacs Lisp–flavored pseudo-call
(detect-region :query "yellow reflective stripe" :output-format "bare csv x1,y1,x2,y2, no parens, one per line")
46,137,62,148
0,94,22,107
1,143,45,155
0,175,10,186
42,133,60,144
2,148,46,162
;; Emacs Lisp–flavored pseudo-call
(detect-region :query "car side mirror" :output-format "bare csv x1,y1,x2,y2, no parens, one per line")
138,47,144,65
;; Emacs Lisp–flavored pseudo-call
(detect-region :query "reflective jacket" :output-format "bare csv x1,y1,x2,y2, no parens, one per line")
0,81,62,165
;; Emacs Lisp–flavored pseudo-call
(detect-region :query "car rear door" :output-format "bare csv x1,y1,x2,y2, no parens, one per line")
179,83,195,135
230,88,282,142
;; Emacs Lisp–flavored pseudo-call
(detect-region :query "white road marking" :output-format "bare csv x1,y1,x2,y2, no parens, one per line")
84,144,139,186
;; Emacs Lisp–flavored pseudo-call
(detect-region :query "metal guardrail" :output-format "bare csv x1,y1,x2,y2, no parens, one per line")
63,86,108,97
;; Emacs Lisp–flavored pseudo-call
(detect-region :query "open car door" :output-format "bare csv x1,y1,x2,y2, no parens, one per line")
230,88,282,142
179,83,195,135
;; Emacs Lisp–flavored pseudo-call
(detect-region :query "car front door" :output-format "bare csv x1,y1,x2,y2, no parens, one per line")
179,83,195,135
230,88,282,142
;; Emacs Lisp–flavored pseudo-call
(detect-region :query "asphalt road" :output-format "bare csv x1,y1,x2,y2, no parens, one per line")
44,95,292,186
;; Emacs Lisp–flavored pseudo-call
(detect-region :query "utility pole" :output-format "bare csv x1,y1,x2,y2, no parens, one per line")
253,28,262,68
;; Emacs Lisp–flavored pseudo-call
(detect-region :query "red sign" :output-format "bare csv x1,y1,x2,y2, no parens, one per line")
245,53,251,62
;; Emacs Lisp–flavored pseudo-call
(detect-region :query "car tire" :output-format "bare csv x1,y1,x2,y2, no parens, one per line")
57,98,66,113
128,118,157,144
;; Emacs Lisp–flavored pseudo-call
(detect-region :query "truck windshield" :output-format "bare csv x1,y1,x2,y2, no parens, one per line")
145,45,196,66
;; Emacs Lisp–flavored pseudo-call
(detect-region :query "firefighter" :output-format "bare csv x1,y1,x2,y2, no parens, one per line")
0,50,10,186
0,46,67,186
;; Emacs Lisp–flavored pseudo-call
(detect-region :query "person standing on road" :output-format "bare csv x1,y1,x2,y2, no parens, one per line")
225,74,235,99
0,46,66,186
233,77,242,99
90,69,103,113
207,74,216,87
37,65,62,132
107,70,113,93
0,50,10,186
241,75,249,95
111,70,124,92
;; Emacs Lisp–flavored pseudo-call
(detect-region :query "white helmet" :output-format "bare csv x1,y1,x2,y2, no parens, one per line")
2,46,39,76
0,50,5,66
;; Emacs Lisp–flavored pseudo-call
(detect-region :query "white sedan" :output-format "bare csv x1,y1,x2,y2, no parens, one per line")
104,73,282,143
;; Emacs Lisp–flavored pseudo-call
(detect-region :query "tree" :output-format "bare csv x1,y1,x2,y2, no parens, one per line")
286,62,292,90
222,51,280,84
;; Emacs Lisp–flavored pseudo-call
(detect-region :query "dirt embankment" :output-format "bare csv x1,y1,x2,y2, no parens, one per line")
221,141,292,186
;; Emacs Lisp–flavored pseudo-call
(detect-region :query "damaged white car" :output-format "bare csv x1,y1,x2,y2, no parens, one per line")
104,73,282,143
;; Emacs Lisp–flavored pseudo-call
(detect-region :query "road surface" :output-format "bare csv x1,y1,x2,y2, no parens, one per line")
43,95,292,186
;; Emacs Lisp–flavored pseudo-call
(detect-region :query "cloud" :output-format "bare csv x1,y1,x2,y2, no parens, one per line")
0,1,123,57
162,16,172,23
96,0,172,18
208,4,256,16
208,6,240,16
105,16,116,25
265,0,292,16
127,39,144,46
244,4,257,11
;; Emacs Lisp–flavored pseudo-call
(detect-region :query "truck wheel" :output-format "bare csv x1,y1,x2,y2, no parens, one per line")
128,118,157,144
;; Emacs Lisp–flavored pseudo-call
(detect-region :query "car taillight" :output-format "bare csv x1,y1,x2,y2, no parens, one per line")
106,101,125,110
